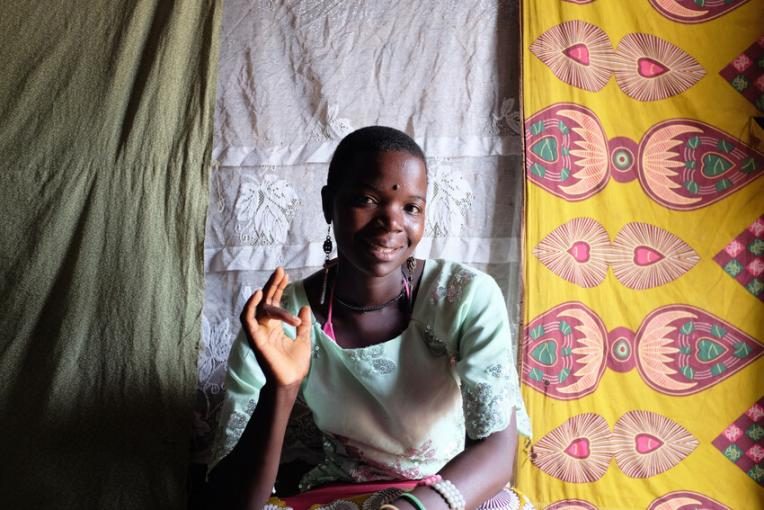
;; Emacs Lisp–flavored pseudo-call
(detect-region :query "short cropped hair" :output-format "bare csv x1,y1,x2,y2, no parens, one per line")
326,126,426,191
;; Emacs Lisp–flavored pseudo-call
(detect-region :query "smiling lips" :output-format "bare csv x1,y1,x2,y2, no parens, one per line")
362,238,406,261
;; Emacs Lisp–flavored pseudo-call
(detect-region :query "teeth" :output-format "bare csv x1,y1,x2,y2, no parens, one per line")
368,241,400,251
365,240,402,258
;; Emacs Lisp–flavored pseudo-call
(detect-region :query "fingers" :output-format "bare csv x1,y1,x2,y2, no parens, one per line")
241,289,263,326
272,270,289,307
295,306,312,342
264,267,288,306
258,303,302,327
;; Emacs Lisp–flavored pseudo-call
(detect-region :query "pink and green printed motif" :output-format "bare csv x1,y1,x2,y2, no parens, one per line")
523,302,763,399
635,305,764,396
525,103,763,208
638,120,763,210
522,302,608,400
712,398,764,486
648,0,751,24
719,36,764,112
648,491,730,510
525,104,610,201
713,215,764,301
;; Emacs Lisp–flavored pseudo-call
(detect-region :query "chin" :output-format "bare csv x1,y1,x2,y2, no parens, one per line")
340,252,411,279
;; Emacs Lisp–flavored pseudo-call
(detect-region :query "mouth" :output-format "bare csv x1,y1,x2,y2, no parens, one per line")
361,238,406,262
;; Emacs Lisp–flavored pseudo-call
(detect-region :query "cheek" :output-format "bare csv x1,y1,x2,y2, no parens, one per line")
333,209,370,238
407,216,426,240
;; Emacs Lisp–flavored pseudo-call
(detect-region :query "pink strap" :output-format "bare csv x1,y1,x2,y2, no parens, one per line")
322,275,409,342
322,278,336,341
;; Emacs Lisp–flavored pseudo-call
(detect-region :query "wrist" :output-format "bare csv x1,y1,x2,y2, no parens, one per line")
261,382,301,407
393,487,448,510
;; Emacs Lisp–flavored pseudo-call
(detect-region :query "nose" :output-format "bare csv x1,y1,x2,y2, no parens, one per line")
375,202,404,231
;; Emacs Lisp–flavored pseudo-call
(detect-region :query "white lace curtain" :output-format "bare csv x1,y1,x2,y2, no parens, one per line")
194,0,523,464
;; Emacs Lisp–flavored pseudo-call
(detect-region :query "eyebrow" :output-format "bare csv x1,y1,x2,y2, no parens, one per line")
354,182,426,202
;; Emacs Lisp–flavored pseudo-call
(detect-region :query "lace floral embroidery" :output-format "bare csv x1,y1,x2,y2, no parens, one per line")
492,96,522,135
212,398,257,463
423,325,449,357
426,159,474,238
345,344,396,376
234,173,301,246
431,266,476,304
283,397,324,463
195,317,234,461
340,435,437,481
485,363,509,379
463,382,510,439
484,352,513,379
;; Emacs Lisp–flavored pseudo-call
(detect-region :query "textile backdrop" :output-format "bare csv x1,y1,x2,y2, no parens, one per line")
519,1,764,509
195,0,527,468
0,3,221,509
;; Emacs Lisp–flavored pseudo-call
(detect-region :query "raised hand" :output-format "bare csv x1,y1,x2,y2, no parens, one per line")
240,267,312,388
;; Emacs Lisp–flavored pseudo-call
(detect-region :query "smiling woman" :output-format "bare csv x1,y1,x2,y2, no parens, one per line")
206,127,532,510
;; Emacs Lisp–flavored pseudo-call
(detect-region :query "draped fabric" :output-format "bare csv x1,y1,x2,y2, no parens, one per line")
518,1,764,509
195,0,526,467
0,3,221,509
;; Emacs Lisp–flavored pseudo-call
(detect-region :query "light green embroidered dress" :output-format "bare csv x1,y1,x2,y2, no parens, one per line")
210,260,531,490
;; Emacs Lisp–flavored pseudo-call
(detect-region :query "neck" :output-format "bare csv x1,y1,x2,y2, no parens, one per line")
333,260,404,306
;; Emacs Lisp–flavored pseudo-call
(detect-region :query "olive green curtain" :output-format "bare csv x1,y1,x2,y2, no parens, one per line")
0,2,221,508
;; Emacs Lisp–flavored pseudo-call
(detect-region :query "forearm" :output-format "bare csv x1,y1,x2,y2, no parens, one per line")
207,383,300,510
397,410,518,510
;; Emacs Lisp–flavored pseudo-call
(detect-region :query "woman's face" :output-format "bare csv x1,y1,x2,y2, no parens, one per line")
325,150,427,279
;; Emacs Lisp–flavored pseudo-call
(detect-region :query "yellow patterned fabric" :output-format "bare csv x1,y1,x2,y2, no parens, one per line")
518,1,764,508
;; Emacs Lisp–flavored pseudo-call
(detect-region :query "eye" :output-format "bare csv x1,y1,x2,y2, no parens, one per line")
351,194,377,206
405,203,424,215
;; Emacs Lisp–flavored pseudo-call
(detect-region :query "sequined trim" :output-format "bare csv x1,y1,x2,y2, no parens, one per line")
211,398,257,466
463,382,510,439
431,266,476,304
485,363,507,378
345,344,396,376
423,325,450,357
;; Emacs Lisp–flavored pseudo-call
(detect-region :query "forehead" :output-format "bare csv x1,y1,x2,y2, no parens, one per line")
341,150,427,187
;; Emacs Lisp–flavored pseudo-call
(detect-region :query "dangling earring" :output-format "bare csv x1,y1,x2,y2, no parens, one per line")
320,224,333,305
406,256,416,286
405,256,417,310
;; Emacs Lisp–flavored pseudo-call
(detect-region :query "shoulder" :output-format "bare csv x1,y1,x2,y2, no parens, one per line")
422,259,499,307
281,278,309,313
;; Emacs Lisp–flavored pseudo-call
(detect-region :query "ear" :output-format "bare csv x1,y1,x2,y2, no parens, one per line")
320,186,333,224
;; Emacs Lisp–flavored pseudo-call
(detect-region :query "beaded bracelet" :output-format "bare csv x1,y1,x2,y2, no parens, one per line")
429,479,466,510
416,474,442,487
398,492,426,510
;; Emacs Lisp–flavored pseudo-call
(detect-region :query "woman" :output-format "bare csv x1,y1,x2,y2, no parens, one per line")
207,126,531,510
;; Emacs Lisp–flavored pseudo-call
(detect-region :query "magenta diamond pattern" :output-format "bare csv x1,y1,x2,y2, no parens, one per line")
719,36,764,111
713,397,764,486
714,215,764,301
